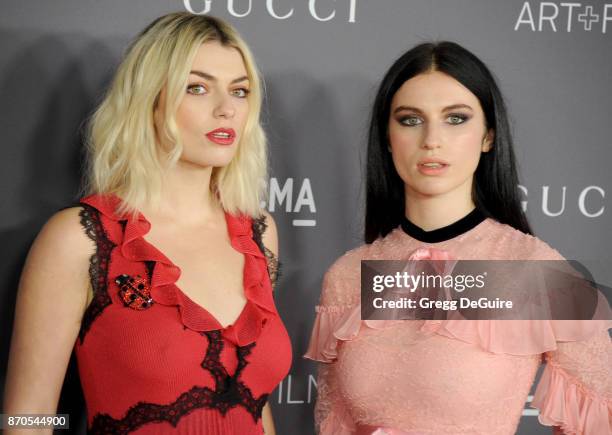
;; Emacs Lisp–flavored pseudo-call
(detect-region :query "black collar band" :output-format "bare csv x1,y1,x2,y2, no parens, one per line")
400,208,486,243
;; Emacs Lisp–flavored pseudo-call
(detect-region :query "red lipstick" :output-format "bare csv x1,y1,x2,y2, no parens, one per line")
205,128,236,145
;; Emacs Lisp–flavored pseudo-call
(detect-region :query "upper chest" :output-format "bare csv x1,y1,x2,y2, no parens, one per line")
143,222,245,289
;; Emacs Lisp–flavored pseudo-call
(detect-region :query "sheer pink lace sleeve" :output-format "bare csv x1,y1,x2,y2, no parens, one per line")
305,254,362,433
313,361,355,434
529,239,612,434
531,329,612,434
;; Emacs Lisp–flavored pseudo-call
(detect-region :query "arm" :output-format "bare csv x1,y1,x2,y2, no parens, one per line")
531,329,611,435
305,262,358,434
260,211,278,435
314,361,354,434
3,208,92,434
527,239,611,434
261,401,276,435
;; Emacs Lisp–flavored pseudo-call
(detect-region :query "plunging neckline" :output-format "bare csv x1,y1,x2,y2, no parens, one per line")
79,193,276,346
139,210,250,331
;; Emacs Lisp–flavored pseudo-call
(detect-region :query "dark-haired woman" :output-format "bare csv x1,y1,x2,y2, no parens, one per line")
305,42,611,434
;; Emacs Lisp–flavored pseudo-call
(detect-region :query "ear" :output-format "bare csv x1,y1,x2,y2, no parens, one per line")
482,128,494,152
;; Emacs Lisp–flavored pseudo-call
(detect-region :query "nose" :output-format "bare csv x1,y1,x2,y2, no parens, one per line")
213,94,235,119
421,124,441,150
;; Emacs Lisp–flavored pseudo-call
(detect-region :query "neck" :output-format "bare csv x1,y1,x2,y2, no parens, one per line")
143,160,222,226
404,186,475,231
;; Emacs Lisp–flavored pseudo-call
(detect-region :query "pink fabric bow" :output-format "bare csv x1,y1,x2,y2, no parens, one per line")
407,247,456,267
390,247,457,295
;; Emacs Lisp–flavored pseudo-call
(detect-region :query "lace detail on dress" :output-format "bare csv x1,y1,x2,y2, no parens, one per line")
251,216,280,288
200,330,269,418
314,363,351,433
78,204,116,344
531,330,612,434
89,330,268,434
309,222,612,434
544,330,612,396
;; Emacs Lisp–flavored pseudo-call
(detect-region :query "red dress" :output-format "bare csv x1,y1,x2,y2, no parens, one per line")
74,194,292,434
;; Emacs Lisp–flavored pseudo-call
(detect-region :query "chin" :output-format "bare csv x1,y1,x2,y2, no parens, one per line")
180,149,237,168
406,181,460,198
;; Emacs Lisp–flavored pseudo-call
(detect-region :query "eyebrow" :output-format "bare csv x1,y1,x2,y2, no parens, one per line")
189,70,249,84
393,104,474,115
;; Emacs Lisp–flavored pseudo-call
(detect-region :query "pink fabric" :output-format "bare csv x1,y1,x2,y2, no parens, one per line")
355,426,424,435
532,342,612,435
304,219,612,435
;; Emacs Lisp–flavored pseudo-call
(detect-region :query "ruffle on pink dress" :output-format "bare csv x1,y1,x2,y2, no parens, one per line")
305,212,611,435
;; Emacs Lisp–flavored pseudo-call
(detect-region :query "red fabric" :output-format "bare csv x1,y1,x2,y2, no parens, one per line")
75,194,292,434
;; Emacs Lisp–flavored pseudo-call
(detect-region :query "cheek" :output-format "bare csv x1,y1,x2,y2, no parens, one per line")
175,104,203,133
388,128,420,173
236,101,250,130
389,131,414,150
448,130,486,169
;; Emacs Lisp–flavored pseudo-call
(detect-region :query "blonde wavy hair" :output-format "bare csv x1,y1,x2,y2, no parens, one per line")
85,12,267,217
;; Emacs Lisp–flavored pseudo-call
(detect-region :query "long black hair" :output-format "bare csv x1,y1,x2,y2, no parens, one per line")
365,41,532,243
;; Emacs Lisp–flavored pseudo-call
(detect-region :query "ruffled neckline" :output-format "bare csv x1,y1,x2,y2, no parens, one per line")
81,194,277,346
304,247,612,361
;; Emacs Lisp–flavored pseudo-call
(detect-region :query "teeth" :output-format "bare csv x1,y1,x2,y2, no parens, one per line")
212,132,230,138
422,163,443,168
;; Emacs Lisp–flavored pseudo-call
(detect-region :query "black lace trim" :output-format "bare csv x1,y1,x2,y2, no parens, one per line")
144,260,155,282
89,330,268,434
78,204,116,344
251,216,281,288
199,330,267,418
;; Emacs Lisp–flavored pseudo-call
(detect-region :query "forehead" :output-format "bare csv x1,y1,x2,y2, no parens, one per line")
392,71,479,109
190,41,248,79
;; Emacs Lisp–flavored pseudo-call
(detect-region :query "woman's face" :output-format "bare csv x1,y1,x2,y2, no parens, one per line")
388,70,493,203
155,41,250,168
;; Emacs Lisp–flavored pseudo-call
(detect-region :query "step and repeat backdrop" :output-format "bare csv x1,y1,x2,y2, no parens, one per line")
1,1,610,434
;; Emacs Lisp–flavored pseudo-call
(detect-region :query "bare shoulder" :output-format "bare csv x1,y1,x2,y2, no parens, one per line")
22,207,94,298
5,207,93,412
260,210,278,257
33,207,93,261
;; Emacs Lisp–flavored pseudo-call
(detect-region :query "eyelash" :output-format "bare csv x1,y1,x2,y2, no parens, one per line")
186,84,206,95
231,88,250,98
398,113,471,126
186,84,250,98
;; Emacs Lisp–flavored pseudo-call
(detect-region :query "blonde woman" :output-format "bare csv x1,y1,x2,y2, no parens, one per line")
4,13,291,434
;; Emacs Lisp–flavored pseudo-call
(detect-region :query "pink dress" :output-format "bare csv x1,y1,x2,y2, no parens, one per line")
305,212,611,435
